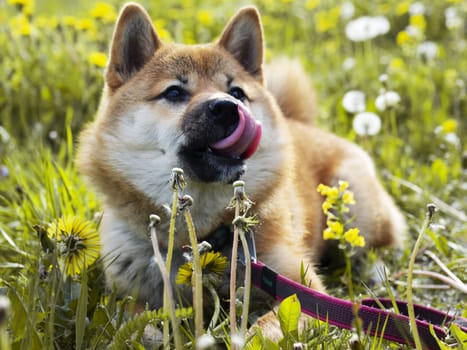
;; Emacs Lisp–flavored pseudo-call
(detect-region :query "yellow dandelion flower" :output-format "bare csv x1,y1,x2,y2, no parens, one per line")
396,30,412,47
90,2,117,23
62,16,77,27
154,20,172,42
395,1,411,16
305,0,320,11
10,15,32,36
7,0,32,7
389,57,405,72
315,7,339,33
48,216,101,276
410,14,426,32
88,52,107,68
75,18,95,32
441,119,457,133
36,15,58,30
344,228,365,247
176,251,228,286
197,10,214,27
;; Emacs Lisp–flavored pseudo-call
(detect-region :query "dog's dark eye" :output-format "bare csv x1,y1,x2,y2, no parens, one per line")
161,86,189,103
229,87,247,102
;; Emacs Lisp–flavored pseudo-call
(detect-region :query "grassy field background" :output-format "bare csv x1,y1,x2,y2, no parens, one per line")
0,0,466,349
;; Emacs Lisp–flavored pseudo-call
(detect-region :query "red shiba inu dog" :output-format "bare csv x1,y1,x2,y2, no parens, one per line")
77,2,405,319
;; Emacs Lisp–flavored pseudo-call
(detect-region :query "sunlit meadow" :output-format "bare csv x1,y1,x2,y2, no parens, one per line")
0,0,466,349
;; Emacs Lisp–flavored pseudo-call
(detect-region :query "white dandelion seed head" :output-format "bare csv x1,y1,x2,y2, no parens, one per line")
379,74,389,84
342,57,356,71
409,2,426,15
345,16,390,42
0,295,11,325
417,41,438,61
196,334,216,349
375,91,401,111
405,25,423,39
353,112,382,136
445,7,462,30
444,132,460,147
0,126,10,144
342,90,366,113
231,334,245,348
340,2,355,20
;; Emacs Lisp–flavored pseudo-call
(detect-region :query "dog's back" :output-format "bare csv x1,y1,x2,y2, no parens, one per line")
265,58,317,125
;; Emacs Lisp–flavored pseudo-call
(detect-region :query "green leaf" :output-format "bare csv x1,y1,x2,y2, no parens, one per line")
278,294,301,338
450,322,467,348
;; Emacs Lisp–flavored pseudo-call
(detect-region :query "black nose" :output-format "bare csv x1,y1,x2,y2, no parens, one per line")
208,99,239,139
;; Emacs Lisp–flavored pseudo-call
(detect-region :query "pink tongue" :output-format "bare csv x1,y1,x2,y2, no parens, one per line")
209,104,262,159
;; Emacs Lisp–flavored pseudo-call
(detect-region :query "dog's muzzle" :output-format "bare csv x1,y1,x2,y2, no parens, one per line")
208,99,262,160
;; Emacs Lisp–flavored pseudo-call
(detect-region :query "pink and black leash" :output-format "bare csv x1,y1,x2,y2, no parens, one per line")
250,260,467,350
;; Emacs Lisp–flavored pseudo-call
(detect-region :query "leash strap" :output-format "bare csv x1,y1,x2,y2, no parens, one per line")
251,261,467,350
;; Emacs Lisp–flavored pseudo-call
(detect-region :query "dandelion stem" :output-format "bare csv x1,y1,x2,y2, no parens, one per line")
149,215,182,350
183,206,204,341
238,228,252,337
164,172,179,348
207,284,221,330
229,203,240,347
407,204,436,350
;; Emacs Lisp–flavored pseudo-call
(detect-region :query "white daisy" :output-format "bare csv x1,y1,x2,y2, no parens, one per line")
342,90,366,113
353,112,382,136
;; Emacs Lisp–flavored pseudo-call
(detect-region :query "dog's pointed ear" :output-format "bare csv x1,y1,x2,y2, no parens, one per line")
218,7,264,81
106,3,162,89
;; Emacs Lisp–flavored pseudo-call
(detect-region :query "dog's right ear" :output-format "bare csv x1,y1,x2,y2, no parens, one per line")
106,3,162,89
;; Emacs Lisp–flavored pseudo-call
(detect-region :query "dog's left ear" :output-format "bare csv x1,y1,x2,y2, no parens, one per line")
218,7,264,81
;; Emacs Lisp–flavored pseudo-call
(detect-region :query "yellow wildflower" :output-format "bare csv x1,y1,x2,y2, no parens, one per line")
338,180,349,192
328,220,344,236
75,18,95,32
48,216,101,276
323,227,338,240
441,119,457,133
62,16,77,27
197,10,214,26
10,15,31,36
389,57,405,71
154,20,172,42
315,7,339,33
395,1,411,15
90,2,117,23
410,14,426,32
344,228,365,247
396,30,416,48
88,52,107,68
342,191,355,205
305,0,320,11
322,200,333,214
176,251,228,286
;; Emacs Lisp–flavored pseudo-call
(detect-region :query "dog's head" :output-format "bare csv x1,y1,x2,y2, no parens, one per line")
79,3,286,215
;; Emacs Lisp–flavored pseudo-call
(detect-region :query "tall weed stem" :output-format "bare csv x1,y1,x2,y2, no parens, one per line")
407,204,436,350
181,195,204,341
149,215,182,350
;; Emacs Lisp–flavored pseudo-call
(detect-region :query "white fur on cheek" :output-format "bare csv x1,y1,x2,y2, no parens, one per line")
103,104,184,206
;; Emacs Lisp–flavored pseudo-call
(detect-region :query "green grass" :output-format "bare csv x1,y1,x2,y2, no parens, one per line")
0,0,466,349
